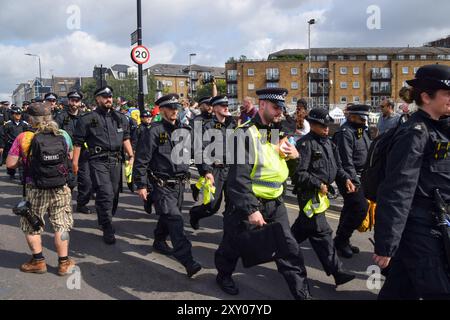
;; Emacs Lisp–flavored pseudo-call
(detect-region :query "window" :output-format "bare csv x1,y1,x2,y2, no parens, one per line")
438,55,446,60
318,68,328,75
420,55,427,60
338,55,345,61
340,67,348,75
291,68,298,75
367,55,377,61
353,67,360,75
266,82,279,88
413,67,419,75
291,97,298,104
371,82,380,93
447,55,450,60
190,71,198,79
179,81,185,87
247,69,255,76
340,96,348,104
353,81,360,89
119,72,126,79
316,55,327,61
402,67,409,74
340,82,348,89
266,68,280,80
227,84,237,96
291,82,299,90
227,70,237,81
163,80,173,87
380,82,391,93
349,56,357,61
397,55,405,60
59,85,66,92
353,96,360,103
409,55,416,60
380,68,391,78
378,55,388,61
248,83,255,90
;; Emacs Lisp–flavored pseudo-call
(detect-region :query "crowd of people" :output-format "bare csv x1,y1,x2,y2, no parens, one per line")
0,64,448,300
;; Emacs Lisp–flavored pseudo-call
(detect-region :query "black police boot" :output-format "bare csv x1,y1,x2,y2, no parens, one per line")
333,271,356,286
189,208,200,230
152,240,173,255
334,237,353,259
185,261,202,278
216,273,239,295
191,184,200,202
76,205,91,214
102,224,116,245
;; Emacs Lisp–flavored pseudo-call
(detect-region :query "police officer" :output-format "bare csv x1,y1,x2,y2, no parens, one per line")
1,101,11,123
291,108,356,287
0,106,30,179
55,91,92,214
21,101,31,123
137,109,153,214
333,104,371,258
215,88,311,300
190,96,214,201
44,93,59,117
374,64,450,299
73,86,134,244
133,93,202,278
189,95,236,230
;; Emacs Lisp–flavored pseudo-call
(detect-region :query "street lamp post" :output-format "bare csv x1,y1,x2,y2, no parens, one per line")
189,53,196,99
307,19,316,108
25,53,42,98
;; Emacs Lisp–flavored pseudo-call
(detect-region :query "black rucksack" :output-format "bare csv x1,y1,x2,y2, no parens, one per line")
30,132,69,189
361,116,407,201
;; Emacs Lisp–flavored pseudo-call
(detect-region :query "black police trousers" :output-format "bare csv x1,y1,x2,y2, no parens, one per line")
215,199,311,300
291,209,342,276
379,208,450,300
76,149,92,207
335,187,368,244
152,182,195,267
190,167,230,222
90,156,121,227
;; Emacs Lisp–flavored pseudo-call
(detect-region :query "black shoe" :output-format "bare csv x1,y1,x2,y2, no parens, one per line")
191,184,200,202
185,261,202,278
333,271,356,286
216,273,239,295
152,240,173,255
189,212,200,230
350,244,360,254
334,239,353,259
76,205,91,214
102,224,116,245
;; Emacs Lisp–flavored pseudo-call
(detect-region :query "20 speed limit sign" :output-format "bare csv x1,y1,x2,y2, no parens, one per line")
131,45,150,65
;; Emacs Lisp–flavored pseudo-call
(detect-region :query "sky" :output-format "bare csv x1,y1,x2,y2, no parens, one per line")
1,0,450,101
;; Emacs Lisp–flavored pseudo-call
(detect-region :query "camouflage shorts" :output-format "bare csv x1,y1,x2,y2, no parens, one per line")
20,185,73,235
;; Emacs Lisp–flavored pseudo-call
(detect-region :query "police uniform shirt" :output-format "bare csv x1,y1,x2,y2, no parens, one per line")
334,121,371,183
195,115,236,176
2,120,30,147
375,109,450,257
133,118,191,190
295,132,350,195
74,106,130,154
55,109,85,141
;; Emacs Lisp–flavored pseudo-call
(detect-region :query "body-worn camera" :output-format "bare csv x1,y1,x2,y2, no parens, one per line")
13,200,42,231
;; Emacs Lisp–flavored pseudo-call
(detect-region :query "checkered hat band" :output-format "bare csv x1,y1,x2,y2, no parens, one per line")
442,80,450,86
212,98,228,106
258,94,285,101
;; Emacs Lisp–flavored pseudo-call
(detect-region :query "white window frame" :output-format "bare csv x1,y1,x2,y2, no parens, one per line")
353,96,360,103
248,83,255,90
340,67,348,75
353,67,360,75
290,68,298,75
340,96,348,104
247,69,255,76
291,82,299,90
402,67,409,74
340,82,348,89
353,81,360,89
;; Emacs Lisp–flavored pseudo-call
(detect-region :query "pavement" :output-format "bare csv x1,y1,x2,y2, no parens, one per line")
0,166,381,300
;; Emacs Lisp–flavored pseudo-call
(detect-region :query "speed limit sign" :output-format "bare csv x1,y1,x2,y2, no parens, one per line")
131,45,150,65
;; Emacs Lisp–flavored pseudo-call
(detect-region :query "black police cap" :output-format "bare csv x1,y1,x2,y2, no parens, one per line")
44,93,58,101
210,95,229,107
67,91,84,100
256,88,288,110
10,107,22,114
198,96,212,105
141,110,152,117
406,64,450,90
94,86,114,97
22,101,31,106
307,108,333,126
155,93,180,109
347,104,370,117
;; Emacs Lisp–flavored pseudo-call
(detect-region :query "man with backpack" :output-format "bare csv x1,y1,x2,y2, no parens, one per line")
373,64,450,299
5,103,75,276
333,104,371,259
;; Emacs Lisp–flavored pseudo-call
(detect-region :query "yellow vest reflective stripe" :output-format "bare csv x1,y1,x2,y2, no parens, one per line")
247,125,289,200
303,192,330,218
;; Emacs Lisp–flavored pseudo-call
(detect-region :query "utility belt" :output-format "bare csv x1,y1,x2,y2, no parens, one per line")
89,146,121,160
149,171,190,188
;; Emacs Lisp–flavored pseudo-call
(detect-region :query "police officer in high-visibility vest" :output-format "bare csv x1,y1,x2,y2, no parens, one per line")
214,88,312,300
291,108,356,287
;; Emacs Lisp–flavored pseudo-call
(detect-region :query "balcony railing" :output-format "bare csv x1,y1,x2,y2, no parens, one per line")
309,73,329,81
371,71,392,80
266,74,280,81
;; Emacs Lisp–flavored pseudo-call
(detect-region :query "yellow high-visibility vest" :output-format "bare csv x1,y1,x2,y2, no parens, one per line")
303,192,330,218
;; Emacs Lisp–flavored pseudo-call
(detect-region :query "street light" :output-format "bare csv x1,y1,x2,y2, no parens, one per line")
307,19,316,108
189,53,197,99
25,53,42,98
